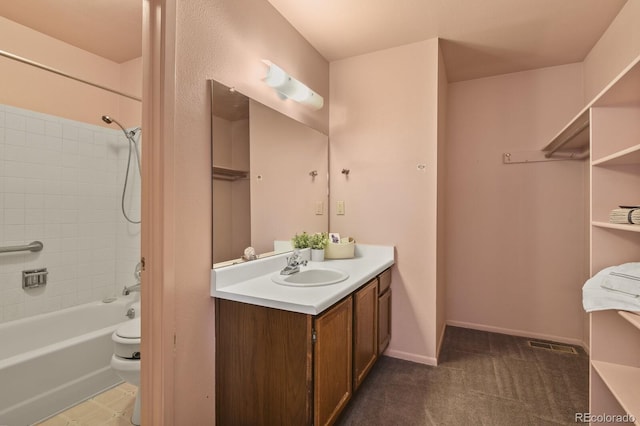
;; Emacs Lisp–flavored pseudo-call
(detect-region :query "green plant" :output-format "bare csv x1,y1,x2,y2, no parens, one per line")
309,232,329,250
292,232,311,249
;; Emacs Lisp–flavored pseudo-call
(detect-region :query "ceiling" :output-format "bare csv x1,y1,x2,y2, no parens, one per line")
0,0,628,81
267,0,628,81
0,0,142,64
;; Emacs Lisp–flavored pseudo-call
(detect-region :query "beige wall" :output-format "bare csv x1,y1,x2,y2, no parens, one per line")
330,39,442,364
583,0,640,102
158,0,329,422
0,17,141,128
445,63,588,345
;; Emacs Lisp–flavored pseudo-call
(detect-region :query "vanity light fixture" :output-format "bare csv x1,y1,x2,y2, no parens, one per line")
262,60,324,110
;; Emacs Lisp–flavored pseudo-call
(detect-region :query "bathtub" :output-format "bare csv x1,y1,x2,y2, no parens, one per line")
0,296,139,426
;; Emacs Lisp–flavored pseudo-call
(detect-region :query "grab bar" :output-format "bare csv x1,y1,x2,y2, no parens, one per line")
0,241,44,254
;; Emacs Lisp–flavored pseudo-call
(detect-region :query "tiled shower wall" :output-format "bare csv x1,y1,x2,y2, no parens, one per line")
0,104,141,323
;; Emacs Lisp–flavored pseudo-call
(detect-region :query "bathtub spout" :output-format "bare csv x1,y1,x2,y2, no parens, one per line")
122,283,141,296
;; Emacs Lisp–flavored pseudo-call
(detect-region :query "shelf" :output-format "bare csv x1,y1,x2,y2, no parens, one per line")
591,361,640,425
542,109,590,155
592,221,640,233
212,166,249,181
619,311,640,332
593,143,640,166
543,53,640,156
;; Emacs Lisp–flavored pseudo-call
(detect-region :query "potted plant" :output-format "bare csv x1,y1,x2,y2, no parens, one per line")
292,232,311,249
309,232,328,262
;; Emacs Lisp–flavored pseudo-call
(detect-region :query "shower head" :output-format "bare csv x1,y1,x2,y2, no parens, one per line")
101,115,135,137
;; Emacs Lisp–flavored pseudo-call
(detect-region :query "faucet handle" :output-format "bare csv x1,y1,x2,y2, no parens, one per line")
288,249,301,264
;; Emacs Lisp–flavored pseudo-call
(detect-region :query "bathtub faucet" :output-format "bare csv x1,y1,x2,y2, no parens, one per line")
122,262,143,295
122,282,141,295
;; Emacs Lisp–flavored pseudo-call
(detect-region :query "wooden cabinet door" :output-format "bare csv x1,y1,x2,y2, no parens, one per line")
314,296,352,426
215,299,313,425
353,278,378,390
378,289,391,355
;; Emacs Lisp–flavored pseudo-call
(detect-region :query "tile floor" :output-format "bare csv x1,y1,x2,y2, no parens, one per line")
36,383,137,426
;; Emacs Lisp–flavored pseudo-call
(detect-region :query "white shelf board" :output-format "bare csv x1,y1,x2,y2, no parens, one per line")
591,360,640,425
619,311,640,332
543,53,640,154
592,221,640,233
593,143,640,166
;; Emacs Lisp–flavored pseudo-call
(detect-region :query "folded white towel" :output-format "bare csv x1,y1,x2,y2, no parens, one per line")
600,271,640,298
583,264,640,313
601,278,640,297
604,263,640,296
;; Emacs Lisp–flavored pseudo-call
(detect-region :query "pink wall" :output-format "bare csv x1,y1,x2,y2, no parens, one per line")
445,63,588,345
193,1,329,134
212,116,251,263
436,42,448,354
153,0,329,422
0,17,141,128
583,0,640,102
330,39,443,364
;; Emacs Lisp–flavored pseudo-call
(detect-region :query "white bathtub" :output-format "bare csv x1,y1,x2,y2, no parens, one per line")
0,296,139,426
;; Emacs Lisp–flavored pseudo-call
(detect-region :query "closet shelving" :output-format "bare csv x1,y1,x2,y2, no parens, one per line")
212,165,249,181
544,53,640,424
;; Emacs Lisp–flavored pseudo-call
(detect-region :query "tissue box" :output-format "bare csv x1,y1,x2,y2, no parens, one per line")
325,238,355,259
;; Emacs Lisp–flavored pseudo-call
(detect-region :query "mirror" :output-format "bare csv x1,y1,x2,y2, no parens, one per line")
210,80,329,267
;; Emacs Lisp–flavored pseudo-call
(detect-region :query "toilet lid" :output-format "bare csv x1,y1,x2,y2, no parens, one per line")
116,317,141,339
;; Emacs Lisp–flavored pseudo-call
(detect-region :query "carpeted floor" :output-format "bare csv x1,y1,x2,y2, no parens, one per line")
338,326,589,426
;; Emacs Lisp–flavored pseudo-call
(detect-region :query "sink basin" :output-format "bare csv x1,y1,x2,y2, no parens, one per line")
271,268,349,287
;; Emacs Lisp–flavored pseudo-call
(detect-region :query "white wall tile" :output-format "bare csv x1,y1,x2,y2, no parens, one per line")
5,129,26,147
4,113,26,131
26,118,45,135
0,104,140,324
45,122,63,138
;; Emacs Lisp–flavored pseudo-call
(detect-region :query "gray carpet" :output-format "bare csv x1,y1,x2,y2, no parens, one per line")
337,326,589,426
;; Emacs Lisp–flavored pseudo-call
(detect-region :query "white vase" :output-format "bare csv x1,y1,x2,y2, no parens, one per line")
311,249,325,262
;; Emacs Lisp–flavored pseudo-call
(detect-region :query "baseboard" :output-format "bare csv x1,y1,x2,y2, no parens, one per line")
435,322,447,363
383,348,438,366
445,320,588,351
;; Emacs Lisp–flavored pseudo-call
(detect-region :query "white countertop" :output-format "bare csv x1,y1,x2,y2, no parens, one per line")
211,244,395,315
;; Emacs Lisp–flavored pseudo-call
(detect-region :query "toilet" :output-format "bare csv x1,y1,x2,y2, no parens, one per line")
111,317,141,425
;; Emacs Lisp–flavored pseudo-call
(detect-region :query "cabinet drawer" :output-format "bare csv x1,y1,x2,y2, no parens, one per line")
378,268,391,295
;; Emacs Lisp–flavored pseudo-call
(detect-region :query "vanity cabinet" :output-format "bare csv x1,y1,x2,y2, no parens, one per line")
215,297,352,426
215,268,393,425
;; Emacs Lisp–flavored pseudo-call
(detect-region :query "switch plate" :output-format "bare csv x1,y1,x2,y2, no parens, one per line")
336,200,345,215
315,201,324,215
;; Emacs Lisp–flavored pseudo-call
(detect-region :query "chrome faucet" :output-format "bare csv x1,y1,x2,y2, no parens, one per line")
122,262,143,295
280,250,308,275
122,282,141,295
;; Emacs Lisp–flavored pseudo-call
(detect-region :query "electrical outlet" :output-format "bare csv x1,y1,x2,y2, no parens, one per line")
337,200,345,215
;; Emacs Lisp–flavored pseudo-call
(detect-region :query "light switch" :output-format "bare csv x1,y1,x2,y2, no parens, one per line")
315,201,324,215
336,200,345,215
